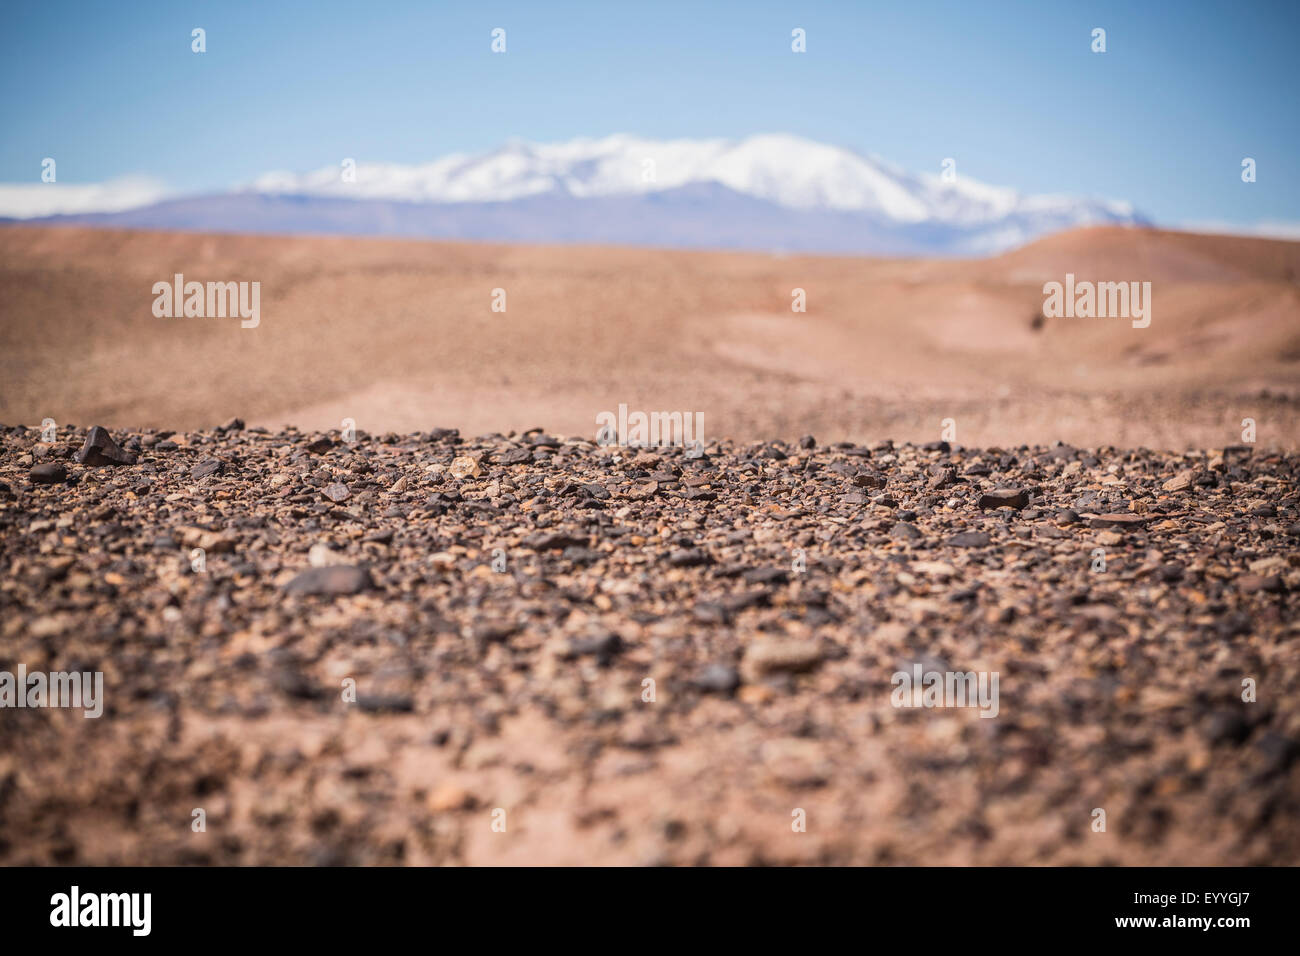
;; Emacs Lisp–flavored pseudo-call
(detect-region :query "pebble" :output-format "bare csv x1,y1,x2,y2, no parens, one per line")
322,482,350,503
191,457,224,479
743,638,823,676
978,488,1029,510
284,564,373,596
29,462,68,484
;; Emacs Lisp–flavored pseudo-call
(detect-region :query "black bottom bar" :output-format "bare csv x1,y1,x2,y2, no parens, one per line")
0,865,1292,942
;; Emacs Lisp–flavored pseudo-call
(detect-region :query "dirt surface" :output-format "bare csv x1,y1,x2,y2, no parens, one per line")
1,422,1297,865
2,224,1299,450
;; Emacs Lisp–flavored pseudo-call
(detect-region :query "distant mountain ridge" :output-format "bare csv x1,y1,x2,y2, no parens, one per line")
3,134,1147,255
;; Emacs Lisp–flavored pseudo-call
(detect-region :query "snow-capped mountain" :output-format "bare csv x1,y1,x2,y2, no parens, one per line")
250,133,1137,235
5,135,1145,255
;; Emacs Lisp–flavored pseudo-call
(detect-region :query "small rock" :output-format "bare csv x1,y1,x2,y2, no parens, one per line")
498,447,533,465
308,543,349,567
358,694,414,714
191,457,224,480
30,462,68,484
450,456,482,479
524,531,587,550
694,664,741,694
1203,711,1251,746
1238,574,1283,594
1089,513,1148,529
948,531,991,547
667,548,712,568
1157,563,1184,582
322,482,350,503
928,466,956,490
565,631,624,664
1256,732,1300,777
284,565,373,596
75,426,136,466
743,638,823,676
743,567,790,586
978,488,1029,510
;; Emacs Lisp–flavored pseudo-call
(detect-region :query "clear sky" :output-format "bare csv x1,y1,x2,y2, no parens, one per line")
1,0,1296,228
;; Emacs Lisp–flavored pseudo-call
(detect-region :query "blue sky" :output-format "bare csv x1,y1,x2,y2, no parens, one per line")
1,0,1296,227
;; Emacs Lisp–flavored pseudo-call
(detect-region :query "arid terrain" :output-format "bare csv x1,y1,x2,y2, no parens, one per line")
0,423,1296,865
1,225,1298,449
1,225,1298,866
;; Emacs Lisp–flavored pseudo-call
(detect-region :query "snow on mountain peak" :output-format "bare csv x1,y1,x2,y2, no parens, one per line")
248,134,1133,234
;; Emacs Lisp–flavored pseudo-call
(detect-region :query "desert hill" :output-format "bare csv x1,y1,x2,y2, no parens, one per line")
1,224,1296,449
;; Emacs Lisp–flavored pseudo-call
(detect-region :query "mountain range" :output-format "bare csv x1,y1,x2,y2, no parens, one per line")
2,134,1146,255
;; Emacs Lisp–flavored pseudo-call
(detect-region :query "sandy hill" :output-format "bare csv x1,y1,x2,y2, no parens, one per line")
1,224,1297,449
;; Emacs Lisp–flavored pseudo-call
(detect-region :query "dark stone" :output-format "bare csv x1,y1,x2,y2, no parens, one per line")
1255,732,1300,777
498,447,533,465
743,567,790,586
667,548,712,568
30,462,68,484
948,531,991,547
1158,564,1184,582
1203,711,1251,746
524,531,587,550
191,458,224,480
694,664,741,695
890,521,922,540
928,466,956,490
358,695,414,714
978,488,1029,510
1088,513,1148,530
75,426,136,466
566,631,624,664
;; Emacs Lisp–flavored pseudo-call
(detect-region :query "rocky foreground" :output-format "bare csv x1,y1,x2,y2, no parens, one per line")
1,422,1297,865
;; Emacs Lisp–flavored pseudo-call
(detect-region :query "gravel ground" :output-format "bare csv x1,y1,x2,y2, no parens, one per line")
1,422,1297,865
